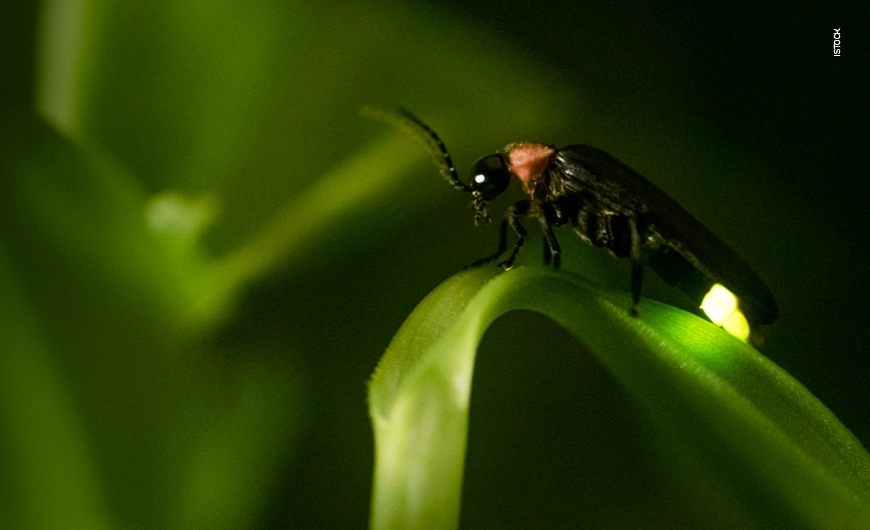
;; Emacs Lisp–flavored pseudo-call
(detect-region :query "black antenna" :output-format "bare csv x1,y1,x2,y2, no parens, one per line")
361,106,472,192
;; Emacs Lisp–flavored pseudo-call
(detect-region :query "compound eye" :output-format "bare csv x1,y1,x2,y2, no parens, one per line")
469,155,511,199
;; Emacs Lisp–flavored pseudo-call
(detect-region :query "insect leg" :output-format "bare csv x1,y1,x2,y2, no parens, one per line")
465,200,530,268
465,218,508,268
497,200,531,270
629,216,643,317
538,204,562,270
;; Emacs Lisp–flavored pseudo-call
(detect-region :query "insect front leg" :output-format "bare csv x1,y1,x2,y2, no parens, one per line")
497,200,531,270
629,216,643,317
466,200,531,269
465,218,507,268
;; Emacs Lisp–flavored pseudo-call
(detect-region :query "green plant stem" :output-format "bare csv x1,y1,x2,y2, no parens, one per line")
186,133,423,327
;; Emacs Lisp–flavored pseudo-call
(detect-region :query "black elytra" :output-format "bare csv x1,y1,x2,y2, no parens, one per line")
382,109,779,340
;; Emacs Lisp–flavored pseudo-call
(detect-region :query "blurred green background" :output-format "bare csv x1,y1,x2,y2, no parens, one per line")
1,0,867,528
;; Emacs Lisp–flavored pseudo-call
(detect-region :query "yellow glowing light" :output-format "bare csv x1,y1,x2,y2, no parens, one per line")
700,284,737,324
721,310,751,341
700,283,749,342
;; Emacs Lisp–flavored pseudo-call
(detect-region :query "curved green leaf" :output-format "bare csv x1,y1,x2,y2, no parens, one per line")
368,267,870,529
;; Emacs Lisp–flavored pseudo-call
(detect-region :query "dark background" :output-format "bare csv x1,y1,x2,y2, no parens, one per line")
2,0,868,528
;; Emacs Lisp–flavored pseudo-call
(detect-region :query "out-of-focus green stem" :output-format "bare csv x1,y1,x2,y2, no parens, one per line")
185,133,423,327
